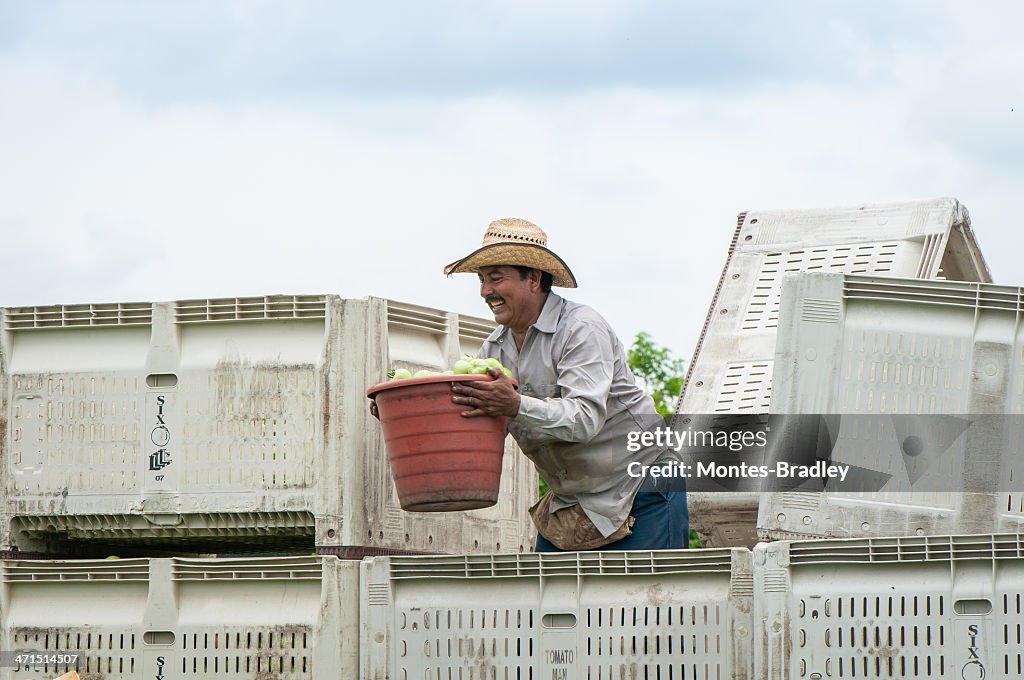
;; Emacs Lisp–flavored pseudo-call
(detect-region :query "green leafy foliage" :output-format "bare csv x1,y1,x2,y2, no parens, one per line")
626,331,685,416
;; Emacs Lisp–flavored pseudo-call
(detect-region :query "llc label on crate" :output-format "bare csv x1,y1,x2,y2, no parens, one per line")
953,605,992,680
144,391,178,492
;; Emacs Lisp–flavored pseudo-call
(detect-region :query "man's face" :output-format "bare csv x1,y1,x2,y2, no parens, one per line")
477,265,543,331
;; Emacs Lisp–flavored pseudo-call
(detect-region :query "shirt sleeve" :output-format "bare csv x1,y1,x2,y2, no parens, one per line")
515,321,612,443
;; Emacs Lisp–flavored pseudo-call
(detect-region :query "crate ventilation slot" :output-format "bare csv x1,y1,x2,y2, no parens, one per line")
4,302,153,330
386,300,449,335
2,560,150,583
172,556,322,581
459,316,496,342
742,243,900,331
788,534,1024,565
843,277,1024,314
387,550,737,580
175,295,327,323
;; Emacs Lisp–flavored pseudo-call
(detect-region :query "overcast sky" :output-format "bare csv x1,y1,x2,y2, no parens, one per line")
1,1,1020,361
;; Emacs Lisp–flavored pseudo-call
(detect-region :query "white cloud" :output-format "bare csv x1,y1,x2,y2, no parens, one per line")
0,2,1021,363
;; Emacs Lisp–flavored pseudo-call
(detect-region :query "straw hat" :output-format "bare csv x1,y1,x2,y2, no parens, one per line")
443,218,577,288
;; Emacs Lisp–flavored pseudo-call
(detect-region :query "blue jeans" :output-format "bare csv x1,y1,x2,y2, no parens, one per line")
534,481,689,552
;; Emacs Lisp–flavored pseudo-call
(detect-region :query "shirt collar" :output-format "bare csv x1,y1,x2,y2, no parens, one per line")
532,291,562,334
483,291,563,342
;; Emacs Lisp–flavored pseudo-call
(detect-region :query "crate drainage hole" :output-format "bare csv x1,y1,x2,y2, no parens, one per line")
954,599,992,615
144,631,175,646
146,373,178,388
542,613,577,629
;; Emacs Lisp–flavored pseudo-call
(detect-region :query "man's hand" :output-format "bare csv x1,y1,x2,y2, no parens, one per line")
451,368,520,418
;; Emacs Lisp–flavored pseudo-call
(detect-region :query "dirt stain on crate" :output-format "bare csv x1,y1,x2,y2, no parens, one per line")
643,583,671,607
867,643,899,659
0,397,7,465
13,625,125,680
261,624,313,672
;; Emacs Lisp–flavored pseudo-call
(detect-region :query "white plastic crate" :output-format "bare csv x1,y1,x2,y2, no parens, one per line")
0,555,358,680
754,534,1024,680
758,273,1024,542
360,549,754,680
673,198,990,548
0,295,536,554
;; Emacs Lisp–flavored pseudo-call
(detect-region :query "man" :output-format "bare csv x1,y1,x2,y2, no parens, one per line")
444,217,688,551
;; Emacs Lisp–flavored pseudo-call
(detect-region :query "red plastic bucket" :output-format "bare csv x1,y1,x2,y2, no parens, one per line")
366,374,509,512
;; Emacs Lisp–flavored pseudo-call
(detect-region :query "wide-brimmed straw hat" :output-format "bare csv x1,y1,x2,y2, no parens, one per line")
443,218,577,288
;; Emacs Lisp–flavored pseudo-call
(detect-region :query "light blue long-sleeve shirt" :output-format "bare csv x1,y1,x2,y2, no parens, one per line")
479,292,672,537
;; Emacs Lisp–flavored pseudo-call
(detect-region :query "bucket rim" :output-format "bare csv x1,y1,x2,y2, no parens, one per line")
367,373,507,399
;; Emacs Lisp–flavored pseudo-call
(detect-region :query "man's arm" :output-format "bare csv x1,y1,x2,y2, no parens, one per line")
516,322,611,442
453,322,613,443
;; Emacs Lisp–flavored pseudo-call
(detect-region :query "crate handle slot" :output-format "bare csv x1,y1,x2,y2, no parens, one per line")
144,631,176,646
954,599,992,616
146,373,178,388
542,613,577,629
142,513,184,526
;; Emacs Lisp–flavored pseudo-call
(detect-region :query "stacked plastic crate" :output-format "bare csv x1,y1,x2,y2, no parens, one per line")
348,198,1010,679
746,228,1024,673
754,533,1024,680
759,274,1024,541
674,197,991,548
0,294,537,679
0,555,361,678
360,548,755,679
4,198,1016,679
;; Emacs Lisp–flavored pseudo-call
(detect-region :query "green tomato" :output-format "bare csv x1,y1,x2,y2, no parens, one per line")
471,363,489,374
452,360,472,374
502,367,513,377
413,369,435,378
484,357,503,370
391,368,413,380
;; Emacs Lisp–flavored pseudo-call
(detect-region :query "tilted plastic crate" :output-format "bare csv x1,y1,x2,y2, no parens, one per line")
754,534,1024,680
758,273,1024,542
0,295,536,555
360,549,754,680
0,555,357,680
673,198,990,548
